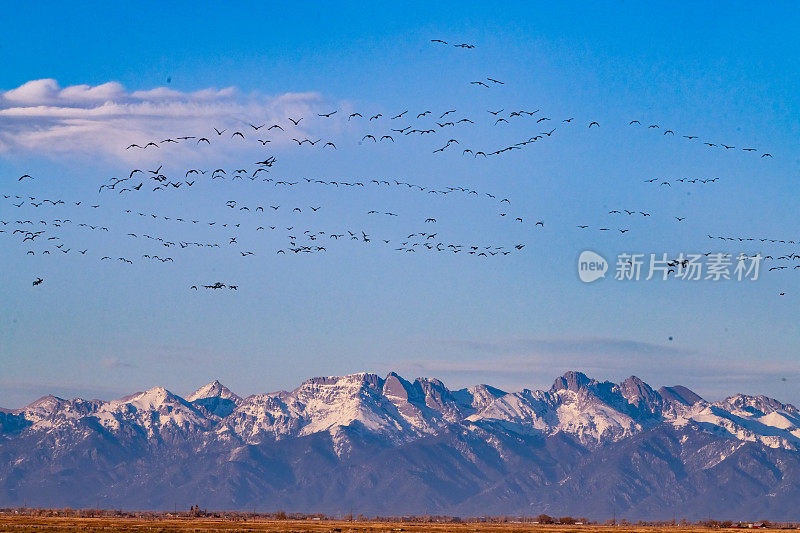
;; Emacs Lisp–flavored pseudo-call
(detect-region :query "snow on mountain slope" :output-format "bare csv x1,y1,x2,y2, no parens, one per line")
187,380,241,402
188,380,242,418
293,373,412,438
666,393,800,450
466,388,553,433
467,372,645,444
380,373,452,433
218,391,300,442
15,395,103,425
4,371,799,452
380,373,502,430
101,387,213,436
454,384,507,413
12,387,211,437
222,372,466,446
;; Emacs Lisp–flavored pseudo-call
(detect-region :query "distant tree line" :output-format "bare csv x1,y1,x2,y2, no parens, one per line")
0,507,798,528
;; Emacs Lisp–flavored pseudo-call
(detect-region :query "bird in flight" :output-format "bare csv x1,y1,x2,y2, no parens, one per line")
32,277,43,286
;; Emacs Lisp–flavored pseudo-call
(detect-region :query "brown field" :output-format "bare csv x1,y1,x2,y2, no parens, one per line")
0,518,768,533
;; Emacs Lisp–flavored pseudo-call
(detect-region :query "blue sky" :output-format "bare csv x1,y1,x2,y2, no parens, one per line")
1,2,799,407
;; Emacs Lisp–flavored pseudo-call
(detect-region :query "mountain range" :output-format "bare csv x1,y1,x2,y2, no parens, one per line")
1,371,799,520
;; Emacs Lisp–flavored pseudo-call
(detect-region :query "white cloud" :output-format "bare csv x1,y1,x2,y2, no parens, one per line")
3,78,62,104
59,82,127,103
0,79,336,162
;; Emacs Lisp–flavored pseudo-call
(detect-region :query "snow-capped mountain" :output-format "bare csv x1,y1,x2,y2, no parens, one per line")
187,379,242,418
1,371,799,520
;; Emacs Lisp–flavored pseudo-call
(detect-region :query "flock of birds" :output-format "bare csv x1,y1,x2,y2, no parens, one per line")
120,107,773,163
1,180,532,268
2,38,789,295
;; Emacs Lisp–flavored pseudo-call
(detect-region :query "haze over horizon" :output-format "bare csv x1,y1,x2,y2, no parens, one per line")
0,367,790,412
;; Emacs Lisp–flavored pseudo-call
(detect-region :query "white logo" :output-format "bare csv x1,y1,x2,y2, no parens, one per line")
578,250,608,283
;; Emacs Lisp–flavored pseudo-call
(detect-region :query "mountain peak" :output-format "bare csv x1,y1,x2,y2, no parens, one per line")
187,380,240,402
382,372,414,401
658,385,703,405
25,394,64,409
619,376,663,416
621,375,646,386
619,375,657,401
120,386,183,407
551,370,594,392
17,394,67,418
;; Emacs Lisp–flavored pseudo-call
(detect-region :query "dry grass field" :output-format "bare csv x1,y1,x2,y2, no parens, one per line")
0,518,754,533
